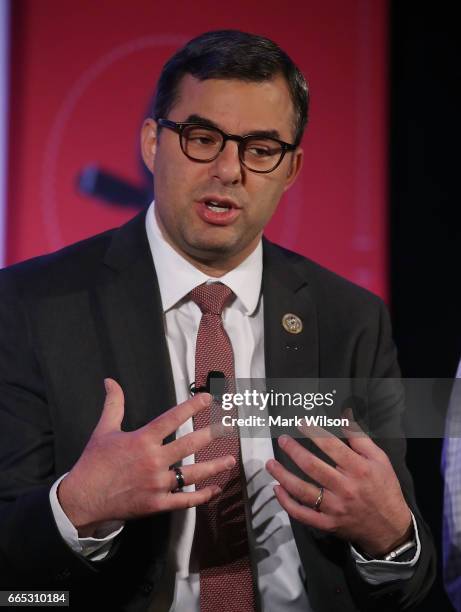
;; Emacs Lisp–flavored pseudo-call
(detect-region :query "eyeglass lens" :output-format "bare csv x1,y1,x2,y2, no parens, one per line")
181,125,284,172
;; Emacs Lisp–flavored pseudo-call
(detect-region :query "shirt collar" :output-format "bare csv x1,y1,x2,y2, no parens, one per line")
145,202,262,315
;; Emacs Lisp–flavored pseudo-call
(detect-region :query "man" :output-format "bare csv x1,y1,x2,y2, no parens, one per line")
443,360,461,611
0,30,435,611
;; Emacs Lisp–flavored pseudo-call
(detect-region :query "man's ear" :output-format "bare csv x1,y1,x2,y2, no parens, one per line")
283,147,304,192
140,118,158,174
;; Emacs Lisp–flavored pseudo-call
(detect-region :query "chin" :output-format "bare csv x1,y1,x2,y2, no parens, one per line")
185,236,241,260
191,241,235,258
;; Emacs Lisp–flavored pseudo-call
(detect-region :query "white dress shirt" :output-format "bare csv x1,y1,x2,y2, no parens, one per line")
50,202,421,610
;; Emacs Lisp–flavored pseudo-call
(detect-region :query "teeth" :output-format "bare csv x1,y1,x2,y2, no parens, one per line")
206,201,229,213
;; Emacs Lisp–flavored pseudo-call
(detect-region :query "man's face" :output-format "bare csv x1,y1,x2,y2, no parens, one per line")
141,73,303,272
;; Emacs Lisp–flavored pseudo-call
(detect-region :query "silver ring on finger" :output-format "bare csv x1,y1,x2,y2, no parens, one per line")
313,486,324,512
171,466,186,493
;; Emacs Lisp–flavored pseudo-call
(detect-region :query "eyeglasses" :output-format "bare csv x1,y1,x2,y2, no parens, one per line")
156,118,297,174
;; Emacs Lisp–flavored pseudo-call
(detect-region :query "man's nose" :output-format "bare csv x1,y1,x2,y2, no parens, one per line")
210,140,242,185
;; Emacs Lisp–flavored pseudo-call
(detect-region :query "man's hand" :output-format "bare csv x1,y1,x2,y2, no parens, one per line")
265,416,412,558
58,378,234,536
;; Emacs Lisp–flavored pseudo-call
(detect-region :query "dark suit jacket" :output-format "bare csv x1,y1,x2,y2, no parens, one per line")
0,208,435,611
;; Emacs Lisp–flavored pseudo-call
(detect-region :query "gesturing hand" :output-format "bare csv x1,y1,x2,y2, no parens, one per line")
58,378,235,536
266,416,412,557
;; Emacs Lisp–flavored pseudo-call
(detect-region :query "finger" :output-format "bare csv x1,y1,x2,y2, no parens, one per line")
273,485,332,531
165,422,227,465
341,408,369,437
147,393,212,441
275,436,346,493
266,458,328,507
170,455,236,490
94,378,125,434
340,410,383,459
157,485,222,511
297,424,362,472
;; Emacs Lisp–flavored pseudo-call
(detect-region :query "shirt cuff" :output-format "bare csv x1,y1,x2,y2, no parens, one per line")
49,473,124,561
350,512,421,585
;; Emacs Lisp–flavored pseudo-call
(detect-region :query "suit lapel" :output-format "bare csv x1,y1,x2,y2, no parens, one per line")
262,239,328,478
94,209,176,433
262,242,355,610
262,238,319,381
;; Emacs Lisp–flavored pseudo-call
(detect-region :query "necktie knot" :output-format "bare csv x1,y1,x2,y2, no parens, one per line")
190,282,234,315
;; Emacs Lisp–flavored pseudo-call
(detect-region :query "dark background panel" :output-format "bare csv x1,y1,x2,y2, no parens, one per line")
390,1,460,609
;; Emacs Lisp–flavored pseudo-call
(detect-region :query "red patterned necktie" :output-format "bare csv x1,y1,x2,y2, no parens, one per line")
190,282,256,612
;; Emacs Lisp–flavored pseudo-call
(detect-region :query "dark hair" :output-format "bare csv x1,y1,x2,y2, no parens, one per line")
152,30,309,146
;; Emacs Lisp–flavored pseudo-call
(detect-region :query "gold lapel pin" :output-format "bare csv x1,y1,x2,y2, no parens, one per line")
282,313,303,334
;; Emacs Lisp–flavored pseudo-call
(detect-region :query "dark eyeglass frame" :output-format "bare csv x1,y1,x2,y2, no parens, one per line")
156,118,297,174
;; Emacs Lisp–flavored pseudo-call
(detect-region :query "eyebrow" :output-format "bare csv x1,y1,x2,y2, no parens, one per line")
183,114,282,140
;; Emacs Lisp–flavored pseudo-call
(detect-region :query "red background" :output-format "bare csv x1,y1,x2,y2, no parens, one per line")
7,0,388,298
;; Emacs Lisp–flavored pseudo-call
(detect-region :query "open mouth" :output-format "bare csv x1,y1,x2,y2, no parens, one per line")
205,200,233,213
196,198,241,225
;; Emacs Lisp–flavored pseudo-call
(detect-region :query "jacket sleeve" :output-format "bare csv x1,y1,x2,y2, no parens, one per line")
0,278,111,588
344,301,437,611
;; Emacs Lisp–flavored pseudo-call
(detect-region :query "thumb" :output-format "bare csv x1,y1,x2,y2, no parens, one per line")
95,378,125,434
